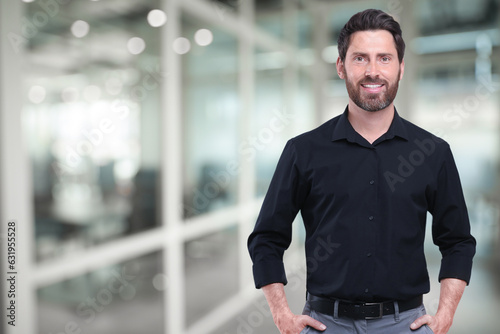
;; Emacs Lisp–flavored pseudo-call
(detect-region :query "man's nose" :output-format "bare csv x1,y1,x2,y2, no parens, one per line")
365,62,379,77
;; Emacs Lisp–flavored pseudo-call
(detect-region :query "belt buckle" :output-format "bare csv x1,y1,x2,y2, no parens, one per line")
364,302,383,320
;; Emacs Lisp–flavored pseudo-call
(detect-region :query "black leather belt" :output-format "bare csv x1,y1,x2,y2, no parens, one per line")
307,293,423,320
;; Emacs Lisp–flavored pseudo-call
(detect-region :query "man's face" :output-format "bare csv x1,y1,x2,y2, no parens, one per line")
336,30,404,112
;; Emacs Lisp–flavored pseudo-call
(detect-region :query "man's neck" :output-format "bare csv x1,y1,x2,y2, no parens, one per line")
347,102,395,144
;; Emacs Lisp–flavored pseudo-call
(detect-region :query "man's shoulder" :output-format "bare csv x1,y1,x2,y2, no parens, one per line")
290,115,341,145
400,116,450,149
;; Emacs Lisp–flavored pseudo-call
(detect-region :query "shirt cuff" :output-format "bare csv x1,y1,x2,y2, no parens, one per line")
252,261,288,289
438,255,474,285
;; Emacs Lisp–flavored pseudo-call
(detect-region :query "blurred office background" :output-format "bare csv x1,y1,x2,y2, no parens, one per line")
0,0,499,333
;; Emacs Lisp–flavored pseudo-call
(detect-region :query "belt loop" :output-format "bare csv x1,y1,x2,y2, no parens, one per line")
334,300,340,319
394,301,400,322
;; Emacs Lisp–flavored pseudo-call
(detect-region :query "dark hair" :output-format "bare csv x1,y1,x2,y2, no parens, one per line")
337,9,405,63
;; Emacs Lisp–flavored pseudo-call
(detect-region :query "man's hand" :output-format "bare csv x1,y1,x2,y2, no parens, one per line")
273,310,326,334
410,278,467,334
410,313,452,334
262,283,326,334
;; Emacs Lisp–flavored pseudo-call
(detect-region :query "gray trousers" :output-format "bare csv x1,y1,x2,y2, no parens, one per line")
300,301,434,334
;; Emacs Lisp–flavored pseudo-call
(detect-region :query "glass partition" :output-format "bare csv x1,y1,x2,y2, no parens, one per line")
254,48,286,196
37,252,165,334
181,15,240,218
184,227,239,326
253,49,314,197
23,0,163,262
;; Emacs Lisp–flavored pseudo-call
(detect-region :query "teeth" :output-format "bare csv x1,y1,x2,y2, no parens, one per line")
363,84,382,88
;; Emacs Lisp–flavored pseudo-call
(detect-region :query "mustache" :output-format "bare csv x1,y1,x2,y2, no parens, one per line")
360,78,387,85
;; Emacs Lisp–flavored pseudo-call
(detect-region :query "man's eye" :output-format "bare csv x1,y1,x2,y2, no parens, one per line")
381,57,390,62
355,56,364,61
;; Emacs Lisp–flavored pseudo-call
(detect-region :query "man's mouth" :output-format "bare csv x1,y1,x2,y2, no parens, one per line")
361,83,384,93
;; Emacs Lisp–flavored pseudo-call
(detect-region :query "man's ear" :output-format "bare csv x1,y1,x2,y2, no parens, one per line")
336,57,345,79
399,59,405,81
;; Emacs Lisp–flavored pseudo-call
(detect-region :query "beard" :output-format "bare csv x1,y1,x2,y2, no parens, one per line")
344,69,400,112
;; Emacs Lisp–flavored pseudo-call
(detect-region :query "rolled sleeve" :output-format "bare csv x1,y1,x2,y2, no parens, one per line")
252,261,288,289
247,140,308,289
439,255,474,284
430,145,476,284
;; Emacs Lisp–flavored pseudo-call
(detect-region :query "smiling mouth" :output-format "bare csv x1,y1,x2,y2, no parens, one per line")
361,84,384,88
360,83,385,94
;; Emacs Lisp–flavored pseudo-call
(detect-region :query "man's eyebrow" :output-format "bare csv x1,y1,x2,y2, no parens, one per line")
351,52,367,56
349,51,396,57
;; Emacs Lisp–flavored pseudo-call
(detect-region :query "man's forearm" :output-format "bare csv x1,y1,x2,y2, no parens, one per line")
261,283,327,333
411,277,467,333
261,283,292,320
435,278,466,322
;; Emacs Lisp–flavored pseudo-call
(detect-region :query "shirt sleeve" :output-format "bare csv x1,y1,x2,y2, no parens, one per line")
429,145,476,284
247,140,309,289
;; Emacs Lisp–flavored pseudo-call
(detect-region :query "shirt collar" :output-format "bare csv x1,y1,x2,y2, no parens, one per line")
331,106,409,145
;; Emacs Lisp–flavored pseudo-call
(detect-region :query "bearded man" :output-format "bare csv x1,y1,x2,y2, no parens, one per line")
248,9,475,334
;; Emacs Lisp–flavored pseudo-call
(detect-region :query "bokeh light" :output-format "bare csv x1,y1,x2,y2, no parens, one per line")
173,37,191,54
147,9,167,27
127,37,146,55
71,20,90,38
28,85,46,104
194,29,213,46
61,87,80,103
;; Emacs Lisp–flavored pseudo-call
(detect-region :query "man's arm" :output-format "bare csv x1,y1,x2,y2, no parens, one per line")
262,283,326,334
410,278,466,334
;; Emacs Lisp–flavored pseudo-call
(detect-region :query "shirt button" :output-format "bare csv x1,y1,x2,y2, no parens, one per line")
369,180,375,185
365,288,369,293
367,253,372,257
368,216,374,221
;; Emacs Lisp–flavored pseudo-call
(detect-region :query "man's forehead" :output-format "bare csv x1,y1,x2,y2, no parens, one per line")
347,30,397,54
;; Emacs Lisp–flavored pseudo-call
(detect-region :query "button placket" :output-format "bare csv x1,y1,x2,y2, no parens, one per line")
363,148,378,300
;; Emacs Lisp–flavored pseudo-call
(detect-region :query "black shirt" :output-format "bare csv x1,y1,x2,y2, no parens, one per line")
247,107,476,302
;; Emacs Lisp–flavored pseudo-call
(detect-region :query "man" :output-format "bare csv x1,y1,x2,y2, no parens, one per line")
247,9,476,334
